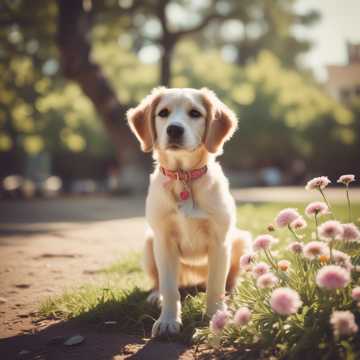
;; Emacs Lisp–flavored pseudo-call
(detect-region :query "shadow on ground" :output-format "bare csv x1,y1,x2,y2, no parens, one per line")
0,319,191,360
0,287,209,360
0,195,146,225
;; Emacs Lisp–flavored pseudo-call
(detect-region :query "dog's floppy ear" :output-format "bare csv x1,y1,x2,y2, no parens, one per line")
127,87,165,152
201,88,238,154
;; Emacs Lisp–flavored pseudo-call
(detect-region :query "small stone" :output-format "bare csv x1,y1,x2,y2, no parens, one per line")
104,320,117,325
64,335,85,346
0,297,7,304
15,284,31,289
17,313,29,318
83,269,99,275
18,349,31,356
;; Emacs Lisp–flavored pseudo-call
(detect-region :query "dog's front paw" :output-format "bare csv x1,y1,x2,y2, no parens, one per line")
206,300,227,317
151,315,182,337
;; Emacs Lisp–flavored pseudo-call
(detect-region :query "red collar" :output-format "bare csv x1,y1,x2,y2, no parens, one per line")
160,165,207,181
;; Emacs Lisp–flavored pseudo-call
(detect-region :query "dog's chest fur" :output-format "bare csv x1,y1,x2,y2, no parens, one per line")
149,172,220,264
172,211,212,265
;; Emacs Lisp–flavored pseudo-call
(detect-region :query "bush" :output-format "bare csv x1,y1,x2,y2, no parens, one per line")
198,174,360,359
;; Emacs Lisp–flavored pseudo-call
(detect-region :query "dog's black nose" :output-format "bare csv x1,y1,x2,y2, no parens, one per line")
167,124,184,139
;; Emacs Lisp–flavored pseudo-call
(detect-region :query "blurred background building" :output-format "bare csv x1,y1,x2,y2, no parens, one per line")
0,0,359,198
326,43,360,103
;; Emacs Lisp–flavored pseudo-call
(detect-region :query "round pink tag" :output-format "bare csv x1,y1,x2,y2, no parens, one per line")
180,190,190,201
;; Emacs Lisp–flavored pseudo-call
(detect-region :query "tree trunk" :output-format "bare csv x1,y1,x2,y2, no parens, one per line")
57,0,135,164
160,37,175,87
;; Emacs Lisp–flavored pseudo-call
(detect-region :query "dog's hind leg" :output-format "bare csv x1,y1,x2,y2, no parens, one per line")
226,229,252,291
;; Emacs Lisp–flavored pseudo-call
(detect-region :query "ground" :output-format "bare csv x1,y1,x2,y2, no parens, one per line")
1,188,359,359
0,195,199,359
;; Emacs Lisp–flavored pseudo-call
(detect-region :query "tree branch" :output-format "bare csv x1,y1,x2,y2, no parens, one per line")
174,13,230,38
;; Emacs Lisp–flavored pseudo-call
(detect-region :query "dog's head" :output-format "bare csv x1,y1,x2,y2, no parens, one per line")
127,87,237,154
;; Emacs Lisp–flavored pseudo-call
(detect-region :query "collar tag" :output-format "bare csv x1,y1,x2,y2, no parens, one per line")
178,185,207,219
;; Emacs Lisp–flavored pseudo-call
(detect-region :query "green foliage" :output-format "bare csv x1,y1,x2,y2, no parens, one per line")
173,43,358,172
0,1,113,157
91,24,158,104
237,202,360,249
101,252,143,275
214,254,360,359
196,187,360,359
0,1,358,176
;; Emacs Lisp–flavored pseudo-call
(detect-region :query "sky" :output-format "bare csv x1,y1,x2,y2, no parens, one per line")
294,0,360,81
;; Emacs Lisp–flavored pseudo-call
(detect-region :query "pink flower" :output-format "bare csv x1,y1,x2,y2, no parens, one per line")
337,174,355,185
332,250,352,270
290,217,307,230
342,223,360,242
233,307,252,326
305,176,331,191
210,310,229,334
252,262,270,278
278,260,290,271
352,287,360,301
240,253,255,270
303,241,328,260
288,242,303,254
318,220,344,241
257,272,278,289
275,208,300,228
316,265,350,289
330,310,358,337
270,288,302,315
253,234,277,251
305,202,329,218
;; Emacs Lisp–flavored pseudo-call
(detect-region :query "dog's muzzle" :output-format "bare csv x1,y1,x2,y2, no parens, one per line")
166,124,184,148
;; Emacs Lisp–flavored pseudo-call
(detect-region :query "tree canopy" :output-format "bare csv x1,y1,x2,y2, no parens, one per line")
0,0,358,180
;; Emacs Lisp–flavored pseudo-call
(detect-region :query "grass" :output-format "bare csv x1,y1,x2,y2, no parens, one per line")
39,201,360,343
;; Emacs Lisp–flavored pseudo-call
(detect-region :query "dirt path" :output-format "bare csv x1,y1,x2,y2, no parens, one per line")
0,196,195,359
0,217,146,338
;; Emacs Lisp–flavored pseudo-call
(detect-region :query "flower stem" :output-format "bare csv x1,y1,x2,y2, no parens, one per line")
318,188,334,219
329,239,334,262
314,213,319,241
288,224,299,241
346,185,352,222
264,249,277,270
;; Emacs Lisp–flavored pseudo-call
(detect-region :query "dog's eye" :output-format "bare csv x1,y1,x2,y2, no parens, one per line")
158,108,170,118
189,109,202,118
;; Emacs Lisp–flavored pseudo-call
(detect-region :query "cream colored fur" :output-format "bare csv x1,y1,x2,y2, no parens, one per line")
127,87,252,337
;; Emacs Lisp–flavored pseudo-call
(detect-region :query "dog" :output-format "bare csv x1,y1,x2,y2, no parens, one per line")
127,87,251,337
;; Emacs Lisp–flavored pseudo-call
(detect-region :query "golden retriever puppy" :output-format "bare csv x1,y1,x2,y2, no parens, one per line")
127,87,251,337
